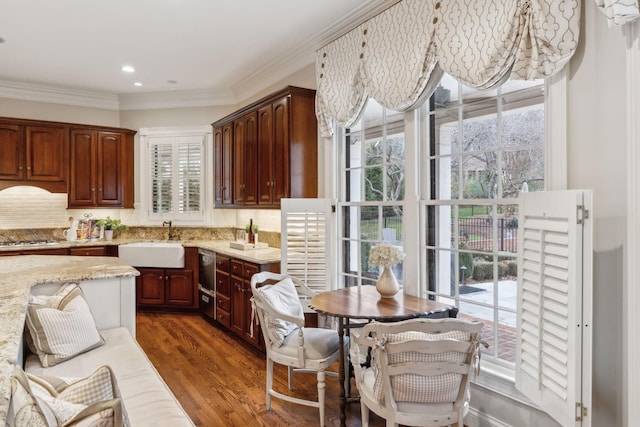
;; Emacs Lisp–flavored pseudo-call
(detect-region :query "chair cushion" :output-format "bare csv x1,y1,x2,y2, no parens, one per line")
25,284,104,367
274,327,341,360
256,278,304,346
373,330,470,404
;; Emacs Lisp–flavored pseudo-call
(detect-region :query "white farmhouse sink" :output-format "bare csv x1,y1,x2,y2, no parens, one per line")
118,242,185,268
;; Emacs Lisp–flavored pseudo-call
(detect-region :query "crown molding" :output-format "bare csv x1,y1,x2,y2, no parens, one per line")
118,88,236,111
0,80,119,110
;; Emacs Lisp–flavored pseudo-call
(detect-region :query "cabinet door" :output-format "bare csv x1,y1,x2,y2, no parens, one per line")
0,124,23,180
136,268,165,306
257,105,273,204
230,274,245,337
271,96,290,205
214,127,223,206
222,123,234,205
166,269,194,306
69,129,96,206
233,118,246,204
233,112,258,205
25,126,66,183
96,132,123,206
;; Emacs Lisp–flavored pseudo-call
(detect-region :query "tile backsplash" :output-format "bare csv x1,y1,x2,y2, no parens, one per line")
0,186,282,232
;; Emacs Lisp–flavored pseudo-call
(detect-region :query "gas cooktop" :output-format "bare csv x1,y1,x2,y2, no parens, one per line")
0,240,59,247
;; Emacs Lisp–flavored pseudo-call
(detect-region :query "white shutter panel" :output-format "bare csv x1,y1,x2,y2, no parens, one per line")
515,190,592,427
150,139,173,214
281,198,333,294
176,137,203,214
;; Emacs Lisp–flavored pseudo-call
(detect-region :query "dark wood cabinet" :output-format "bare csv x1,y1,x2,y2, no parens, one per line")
69,128,134,208
212,86,317,208
213,252,279,350
0,121,68,192
214,123,234,206
233,112,258,206
215,254,232,327
135,247,199,311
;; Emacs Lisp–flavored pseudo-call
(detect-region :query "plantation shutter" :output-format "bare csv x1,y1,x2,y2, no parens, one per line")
150,140,173,214
515,190,593,427
281,198,333,296
148,135,204,219
177,140,202,213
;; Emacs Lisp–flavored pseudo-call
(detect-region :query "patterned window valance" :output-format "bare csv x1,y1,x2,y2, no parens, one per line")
316,0,581,137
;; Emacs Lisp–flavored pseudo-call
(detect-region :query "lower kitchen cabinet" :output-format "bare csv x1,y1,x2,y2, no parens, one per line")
214,253,279,350
135,246,199,310
136,268,195,308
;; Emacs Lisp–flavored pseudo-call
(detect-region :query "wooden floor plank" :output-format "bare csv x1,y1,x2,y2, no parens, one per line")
136,311,385,426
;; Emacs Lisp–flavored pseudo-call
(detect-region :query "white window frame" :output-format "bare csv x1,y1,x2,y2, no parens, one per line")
332,68,567,401
139,126,213,225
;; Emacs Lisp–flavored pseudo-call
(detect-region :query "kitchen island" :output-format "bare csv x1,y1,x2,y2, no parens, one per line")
0,255,139,423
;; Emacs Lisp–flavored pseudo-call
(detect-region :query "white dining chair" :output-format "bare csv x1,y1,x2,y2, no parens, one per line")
250,272,341,427
350,317,484,427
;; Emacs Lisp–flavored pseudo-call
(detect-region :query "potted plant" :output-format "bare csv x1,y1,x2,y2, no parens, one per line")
97,216,127,241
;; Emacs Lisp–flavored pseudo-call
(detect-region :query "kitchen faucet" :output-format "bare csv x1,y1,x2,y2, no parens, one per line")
162,220,175,240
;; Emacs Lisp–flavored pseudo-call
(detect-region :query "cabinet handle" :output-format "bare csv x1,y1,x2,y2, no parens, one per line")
91,188,95,192
165,276,169,280
99,188,102,192
26,167,31,170
18,166,23,170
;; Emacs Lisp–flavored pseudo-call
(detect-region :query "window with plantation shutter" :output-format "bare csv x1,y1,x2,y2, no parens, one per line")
281,198,333,294
515,190,593,426
140,126,211,224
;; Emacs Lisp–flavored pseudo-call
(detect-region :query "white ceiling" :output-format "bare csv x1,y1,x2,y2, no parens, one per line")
0,0,392,109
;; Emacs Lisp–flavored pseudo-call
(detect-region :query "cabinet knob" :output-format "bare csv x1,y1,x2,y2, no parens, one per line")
26,167,31,170
99,188,102,192
18,166,23,170
91,188,95,192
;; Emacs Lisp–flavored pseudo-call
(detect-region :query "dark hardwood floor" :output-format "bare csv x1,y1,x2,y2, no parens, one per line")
136,311,387,427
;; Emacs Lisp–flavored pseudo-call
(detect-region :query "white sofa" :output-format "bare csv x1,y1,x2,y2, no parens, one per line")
22,279,194,427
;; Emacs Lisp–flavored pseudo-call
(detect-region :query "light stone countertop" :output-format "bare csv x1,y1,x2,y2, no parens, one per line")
0,255,139,424
0,239,282,265
186,240,282,264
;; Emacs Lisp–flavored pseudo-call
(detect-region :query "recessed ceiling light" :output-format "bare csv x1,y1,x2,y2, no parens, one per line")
133,82,142,87
121,65,135,73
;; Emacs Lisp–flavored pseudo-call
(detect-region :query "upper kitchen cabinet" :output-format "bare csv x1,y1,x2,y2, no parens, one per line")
0,119,68,193
212,86,317,208
69,127,136,208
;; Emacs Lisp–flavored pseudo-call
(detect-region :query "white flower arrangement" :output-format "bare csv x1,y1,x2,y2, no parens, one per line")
368,243,405,267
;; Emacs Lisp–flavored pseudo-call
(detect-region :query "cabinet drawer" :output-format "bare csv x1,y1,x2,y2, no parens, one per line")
231,260,243,277
243,263,259,280
216,308,230,328
216,255,230,270
216,271,230,296
70,246,106,256
217,295,231,312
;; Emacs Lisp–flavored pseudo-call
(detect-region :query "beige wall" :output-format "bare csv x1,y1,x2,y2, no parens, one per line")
0,98,120,127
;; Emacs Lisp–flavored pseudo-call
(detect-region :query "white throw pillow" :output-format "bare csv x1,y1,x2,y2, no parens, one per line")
25,284,105,367
257,278,304,346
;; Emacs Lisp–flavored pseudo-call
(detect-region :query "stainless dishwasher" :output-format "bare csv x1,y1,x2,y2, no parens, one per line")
198,249,216,320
